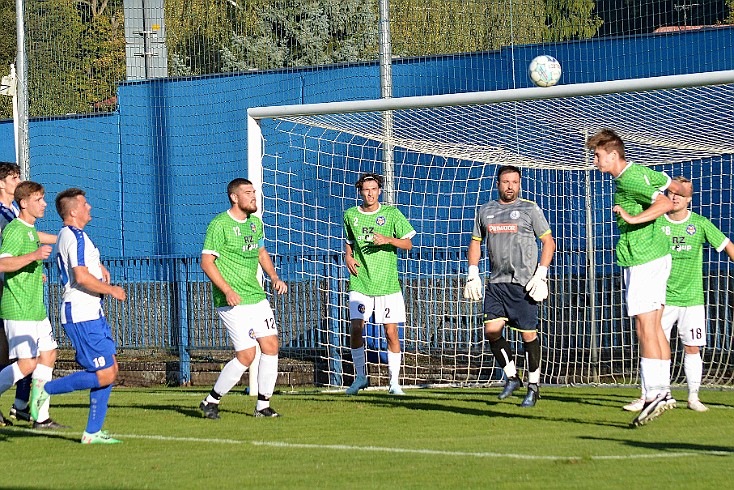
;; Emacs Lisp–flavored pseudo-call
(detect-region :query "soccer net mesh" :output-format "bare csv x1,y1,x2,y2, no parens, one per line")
255,78,734,388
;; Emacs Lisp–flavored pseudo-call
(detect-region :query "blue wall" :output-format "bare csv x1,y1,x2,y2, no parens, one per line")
0,27,732,261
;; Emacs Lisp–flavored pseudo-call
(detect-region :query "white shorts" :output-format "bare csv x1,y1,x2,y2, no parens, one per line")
623,254,671,317
349,291,406,324
661,304,706,347
216,299,278,352
4,318,58,359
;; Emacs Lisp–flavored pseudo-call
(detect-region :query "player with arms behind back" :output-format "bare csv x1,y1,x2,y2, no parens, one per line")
587,129,691,427
623,176,734,413
343,173,415,395
464,165,555,407
199,178,287,419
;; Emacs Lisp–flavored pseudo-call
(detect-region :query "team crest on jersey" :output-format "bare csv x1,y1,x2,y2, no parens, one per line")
248,328,256,339
376,216,386,226
250,222,257,234
358,303,366,314
686,224,696,235
510,211,520,220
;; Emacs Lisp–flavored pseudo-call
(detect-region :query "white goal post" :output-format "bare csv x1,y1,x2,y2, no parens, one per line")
247,71,734,389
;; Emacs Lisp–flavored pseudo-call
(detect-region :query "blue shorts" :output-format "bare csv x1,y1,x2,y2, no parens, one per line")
63,317,117,372
483,282,539,332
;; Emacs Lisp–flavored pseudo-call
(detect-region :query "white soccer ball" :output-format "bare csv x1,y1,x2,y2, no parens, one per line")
528,55,562,87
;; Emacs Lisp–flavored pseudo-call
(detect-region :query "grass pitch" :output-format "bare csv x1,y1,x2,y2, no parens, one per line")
1,385,733,489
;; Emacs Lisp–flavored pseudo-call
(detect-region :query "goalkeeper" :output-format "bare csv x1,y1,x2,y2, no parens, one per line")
464,165,555,408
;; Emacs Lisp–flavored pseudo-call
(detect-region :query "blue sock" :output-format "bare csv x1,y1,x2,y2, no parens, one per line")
86,384,112,434
15,374,32,404
45,371,100,395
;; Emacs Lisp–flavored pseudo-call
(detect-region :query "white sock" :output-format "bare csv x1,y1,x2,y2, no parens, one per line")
528,369,540,385
684,352,703,401
387,350,402,386
662,359,671,392
0,363,24,394
351,346,366,377
256,354,278,411
639,360,647,399
33,364,54,422
640,357,662,400
503,360,517,379
210,358,248,402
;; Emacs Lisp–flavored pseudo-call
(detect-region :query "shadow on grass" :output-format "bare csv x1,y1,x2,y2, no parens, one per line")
578,435,734,455
0,426,78,443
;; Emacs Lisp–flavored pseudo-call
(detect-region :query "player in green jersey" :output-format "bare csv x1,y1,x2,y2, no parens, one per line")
343,173,415,395
0,181,67,429
587,129,691,427
199,178,288,419
623,176,734,413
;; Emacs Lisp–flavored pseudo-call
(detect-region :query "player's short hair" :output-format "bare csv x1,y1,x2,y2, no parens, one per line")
496,165,521,182
14,181,44,207
586,128,626,160
227,178,253,204
670,175,693,194
55,187,86,219
355,173,383,189
0,161,20,180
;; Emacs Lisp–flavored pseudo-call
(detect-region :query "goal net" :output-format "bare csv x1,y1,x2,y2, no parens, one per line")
249,72,734,389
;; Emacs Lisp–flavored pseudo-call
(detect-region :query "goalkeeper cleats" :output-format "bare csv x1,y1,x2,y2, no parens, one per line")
81,430,122,445
29,379,49,423
199,400,220,420
9,403,31,422
497,376,523,400
687,399,708,412
388,383,405,395
521,384,540,408
631,393,668,427
346,375,369,395
254,407,281,418
622,397,645,412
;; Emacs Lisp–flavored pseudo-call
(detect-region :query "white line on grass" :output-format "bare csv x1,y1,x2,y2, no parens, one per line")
114,433,732,460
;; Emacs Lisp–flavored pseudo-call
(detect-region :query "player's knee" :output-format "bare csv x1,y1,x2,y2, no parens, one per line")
96,365,118,386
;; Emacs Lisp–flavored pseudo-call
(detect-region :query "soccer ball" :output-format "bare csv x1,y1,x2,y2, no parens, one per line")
528,55,562,87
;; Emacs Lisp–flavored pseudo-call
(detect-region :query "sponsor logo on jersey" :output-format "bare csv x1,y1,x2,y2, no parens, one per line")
686,224,697,235
376,216,386,226
487,223,518,234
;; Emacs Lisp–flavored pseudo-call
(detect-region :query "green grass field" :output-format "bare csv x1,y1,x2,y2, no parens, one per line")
2,385,733,489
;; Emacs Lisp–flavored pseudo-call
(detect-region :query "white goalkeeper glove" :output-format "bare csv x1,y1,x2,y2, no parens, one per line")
525,265,548,302
463,265,483,302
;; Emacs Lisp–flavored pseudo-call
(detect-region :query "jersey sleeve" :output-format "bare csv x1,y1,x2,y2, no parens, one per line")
0,224,24,257
530,203,552,238
471,206,484,241
202,217,224,257
255,216,265,248
393,208,416,240
701,217,729,252
343,210,356,244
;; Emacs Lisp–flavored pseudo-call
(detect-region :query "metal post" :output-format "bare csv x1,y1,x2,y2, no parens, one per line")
378,0,395,204
15,0,30,178
584,135,599,383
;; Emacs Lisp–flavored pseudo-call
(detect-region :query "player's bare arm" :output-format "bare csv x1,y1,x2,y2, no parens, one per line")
0,244,52,273
258,246,287,294
38,231,57,245
667,178,693,197
613,194,673,225
72,265,127,301
372,232,413,251
201,253,241,306
100,263,112,283
345,242,360,276
724,241,734,262
538,232,556,267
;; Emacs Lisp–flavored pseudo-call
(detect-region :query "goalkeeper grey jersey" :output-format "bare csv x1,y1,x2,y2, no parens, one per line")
471,198,551,286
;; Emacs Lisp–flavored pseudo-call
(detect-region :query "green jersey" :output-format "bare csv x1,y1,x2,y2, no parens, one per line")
343,204,416,296
0,219,47,321
202,211,266,307
658,211,729,307
613,163,671,267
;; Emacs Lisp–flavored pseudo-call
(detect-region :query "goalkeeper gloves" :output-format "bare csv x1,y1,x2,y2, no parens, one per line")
463,265,483,301
525,265,549,302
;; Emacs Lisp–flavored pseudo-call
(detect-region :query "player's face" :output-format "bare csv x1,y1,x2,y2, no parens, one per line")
593,147,616,174
667,189,691,213
74,195,93,225
497,171,520,204
24,192,47,219
232,184,258,214
0,173,20,197
359,180,381,209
